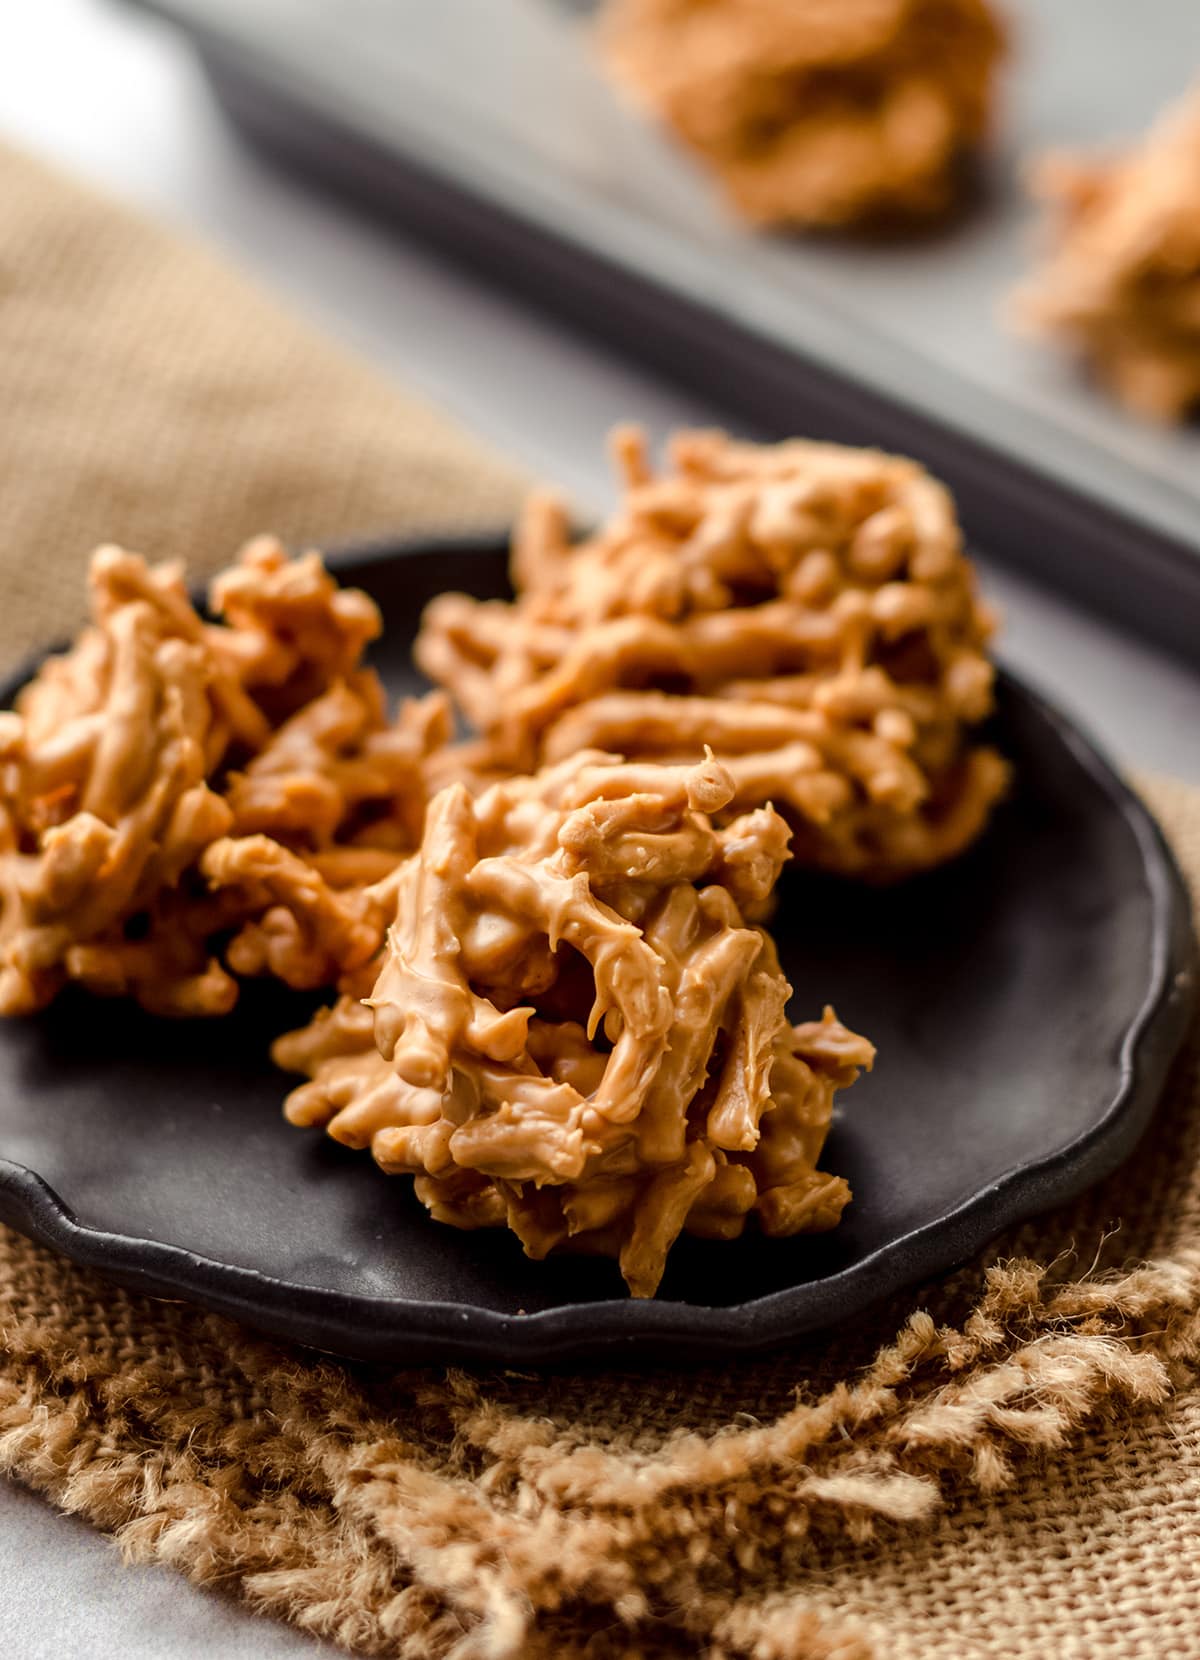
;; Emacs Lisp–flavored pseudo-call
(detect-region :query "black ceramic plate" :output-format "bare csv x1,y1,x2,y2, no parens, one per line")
0,539,1193,1365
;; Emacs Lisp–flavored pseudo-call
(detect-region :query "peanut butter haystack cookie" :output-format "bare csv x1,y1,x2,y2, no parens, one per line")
275,751,873,1297
1015,84,1200,422
419,428,1007,881
2,528,875,1295
0,539,449,1017
599,0,1005,228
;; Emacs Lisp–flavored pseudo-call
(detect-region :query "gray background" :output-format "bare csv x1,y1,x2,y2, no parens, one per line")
153,0,1200,561
0,0,1197,1653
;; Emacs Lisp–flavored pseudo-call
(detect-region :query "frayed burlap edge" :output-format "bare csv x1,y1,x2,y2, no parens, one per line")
1,1240,1197,1658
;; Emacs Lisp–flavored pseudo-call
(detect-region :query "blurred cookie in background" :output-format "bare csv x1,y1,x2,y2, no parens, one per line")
599,0,1007,229
1014,83,1200,422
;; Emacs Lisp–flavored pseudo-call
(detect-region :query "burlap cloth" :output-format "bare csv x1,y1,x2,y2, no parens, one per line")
1,143,1198,1660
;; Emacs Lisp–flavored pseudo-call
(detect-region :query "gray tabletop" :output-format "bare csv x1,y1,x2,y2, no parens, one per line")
1,2,1198,1655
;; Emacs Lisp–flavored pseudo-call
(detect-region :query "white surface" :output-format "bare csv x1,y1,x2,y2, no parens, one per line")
0,1482,329,1658
0,1,1197,1654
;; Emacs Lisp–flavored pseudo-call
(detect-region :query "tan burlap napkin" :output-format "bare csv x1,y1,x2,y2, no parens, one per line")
1,143,1199,1660
0,145,528,659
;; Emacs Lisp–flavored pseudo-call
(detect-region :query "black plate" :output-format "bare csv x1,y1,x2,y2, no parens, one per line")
0,539,1193,1365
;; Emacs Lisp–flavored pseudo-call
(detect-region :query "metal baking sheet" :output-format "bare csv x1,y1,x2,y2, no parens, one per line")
127,0,1200,657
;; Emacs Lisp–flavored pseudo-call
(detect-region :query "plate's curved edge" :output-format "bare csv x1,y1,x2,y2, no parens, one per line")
0,535,1194,1366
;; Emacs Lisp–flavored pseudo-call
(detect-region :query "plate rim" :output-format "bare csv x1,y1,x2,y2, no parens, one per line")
0,534,1194,1365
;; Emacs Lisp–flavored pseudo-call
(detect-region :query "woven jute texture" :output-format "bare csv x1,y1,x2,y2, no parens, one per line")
0,143,528,662
1,143,1199,1660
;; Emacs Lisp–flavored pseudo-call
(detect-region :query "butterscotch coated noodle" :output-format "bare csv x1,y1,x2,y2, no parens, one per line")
275,752,872,1297
418,427,1007,880
600,0,1004,228
1014,84,1200,422
0,539,447,1015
